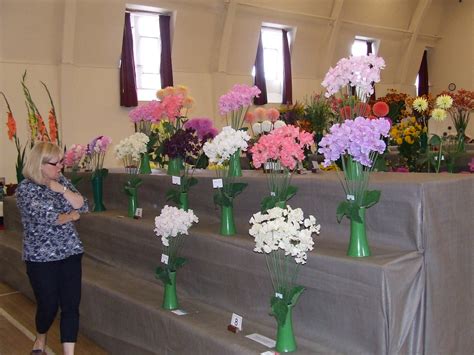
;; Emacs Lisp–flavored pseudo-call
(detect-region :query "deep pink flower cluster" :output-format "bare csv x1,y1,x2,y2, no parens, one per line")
128,101,162,123
218,84,261,115
318,117,390,167
250,125,314,170
64,144,86,167
183,117,218,140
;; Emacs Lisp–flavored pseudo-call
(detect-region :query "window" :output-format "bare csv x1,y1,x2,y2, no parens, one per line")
252,27,286,103
351,39,367,57
131,12,161,101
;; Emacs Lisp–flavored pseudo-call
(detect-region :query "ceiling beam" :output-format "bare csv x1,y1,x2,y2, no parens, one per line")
217,0,238,72
321,0,345,73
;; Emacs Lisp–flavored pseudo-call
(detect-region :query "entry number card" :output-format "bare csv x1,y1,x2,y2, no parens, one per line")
134,208,143,218
161,254,169,265
346,194,355,201
212,179,223,188
230,312,243,331
172,176,181,185
245,333,276,348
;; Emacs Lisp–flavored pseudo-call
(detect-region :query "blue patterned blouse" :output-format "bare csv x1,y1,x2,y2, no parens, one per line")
16,175,88,262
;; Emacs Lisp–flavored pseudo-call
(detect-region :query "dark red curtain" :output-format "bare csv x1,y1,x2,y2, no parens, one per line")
159,15,174,88
367,41,376,102
120,13,138,107
282,29,293,104
418,50,429,96
253,32,267,105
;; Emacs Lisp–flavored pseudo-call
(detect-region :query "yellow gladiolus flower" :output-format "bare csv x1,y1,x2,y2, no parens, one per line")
396,138,403,145
405,136,414,144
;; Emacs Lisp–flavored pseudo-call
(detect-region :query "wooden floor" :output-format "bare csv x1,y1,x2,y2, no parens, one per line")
0,282,107,355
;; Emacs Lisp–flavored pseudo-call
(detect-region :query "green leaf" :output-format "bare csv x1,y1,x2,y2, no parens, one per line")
361,190,381,209
270,297,288,326
229,182,248,197
214,191,232,207
260,195,278,212
155,267,171,285
429,134,442,146
284,185,298,201
336,201,363,223
288,286,305,306
336,201,351,223
166,188,180,204
171,257,187,271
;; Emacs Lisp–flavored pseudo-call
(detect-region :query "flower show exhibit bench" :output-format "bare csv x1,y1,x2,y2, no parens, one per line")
1,171,473,354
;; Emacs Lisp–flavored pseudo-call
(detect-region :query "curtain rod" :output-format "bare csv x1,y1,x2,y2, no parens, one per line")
126,8,170,16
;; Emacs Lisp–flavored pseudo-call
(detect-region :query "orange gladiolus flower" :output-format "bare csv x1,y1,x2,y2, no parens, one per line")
7,112,16,140
36,114,48,140
48,110,58,143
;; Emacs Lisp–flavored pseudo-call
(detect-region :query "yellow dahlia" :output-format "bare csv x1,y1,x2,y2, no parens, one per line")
412,97,428,113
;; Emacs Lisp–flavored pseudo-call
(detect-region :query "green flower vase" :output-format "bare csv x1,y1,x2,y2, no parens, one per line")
228,148,242,177
167,157,183,176
220,205,236,236
179,192,189,211
139,153,152,174
91,174,106,212
127,188,138,218
348,207,371,257
162,271,179,310
276,305,297,353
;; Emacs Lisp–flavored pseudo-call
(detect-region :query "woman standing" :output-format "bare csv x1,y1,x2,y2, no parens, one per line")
16,142,88,355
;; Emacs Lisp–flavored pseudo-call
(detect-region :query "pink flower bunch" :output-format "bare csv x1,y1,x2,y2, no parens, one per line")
318,117,390,167
322,54,385,99
251,125,314,170
218,84,261,115
129,101,162,123
64,144,86,168
184,117,218,140
154,94,185,122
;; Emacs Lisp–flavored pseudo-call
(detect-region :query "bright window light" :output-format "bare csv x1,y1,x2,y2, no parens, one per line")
131,13,161,101
351,39,367,57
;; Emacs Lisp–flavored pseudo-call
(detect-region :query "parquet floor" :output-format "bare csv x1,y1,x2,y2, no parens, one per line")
0,282,107,355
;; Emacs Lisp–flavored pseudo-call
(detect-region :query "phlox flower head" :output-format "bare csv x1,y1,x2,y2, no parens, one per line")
64,144,86,168
218,84,261,115
249,205,320,264
318,117,390,167
129,101,162,123
250,124,313,170
154,205,199,246
183,117,218,140
203,126,250,165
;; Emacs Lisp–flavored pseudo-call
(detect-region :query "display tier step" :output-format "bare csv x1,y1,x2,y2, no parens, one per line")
0,230,337,355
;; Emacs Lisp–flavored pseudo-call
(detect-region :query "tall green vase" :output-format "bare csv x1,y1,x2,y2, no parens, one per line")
276,305,297,353
167,157,183,176
228,149,242,177
220,205,236,236
91,174,106,212
179,192,189,211
162,271,179,310
127,188,138,218
139,153,152,174
348,207,371,257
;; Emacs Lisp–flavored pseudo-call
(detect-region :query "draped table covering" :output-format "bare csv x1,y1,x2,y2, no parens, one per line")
1,171,472,354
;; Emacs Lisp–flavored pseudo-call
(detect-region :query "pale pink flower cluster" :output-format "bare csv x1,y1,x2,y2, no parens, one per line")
155,85,194,122
154,205,199,247
129,101,162,123
218,84,261,115
322,54,385,99
90,135,112,154
250,125,314,170
318,117,390,167
64,144,86,168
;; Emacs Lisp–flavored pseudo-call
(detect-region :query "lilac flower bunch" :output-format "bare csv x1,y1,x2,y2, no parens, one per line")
318,117,390,167
128,101,162,135
218,84,261,129
87,135,112,171
183,117,218,140
322,54,385,100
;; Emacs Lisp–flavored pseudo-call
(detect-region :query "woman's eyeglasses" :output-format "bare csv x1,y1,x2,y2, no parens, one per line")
45,159,64,166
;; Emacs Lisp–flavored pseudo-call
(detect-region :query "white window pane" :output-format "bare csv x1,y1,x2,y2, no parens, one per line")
352,40,366,56
138,88,159,101
137,16,160,37
264,48,280,81
141,73,161,89
139,38,160,72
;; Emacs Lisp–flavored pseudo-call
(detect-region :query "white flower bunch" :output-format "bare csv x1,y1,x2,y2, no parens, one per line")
249,205,320,264
114,132,149,163
154,205,199,246
203,126,250,165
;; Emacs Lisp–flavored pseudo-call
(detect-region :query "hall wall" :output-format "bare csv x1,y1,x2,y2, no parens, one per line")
0,0,472,183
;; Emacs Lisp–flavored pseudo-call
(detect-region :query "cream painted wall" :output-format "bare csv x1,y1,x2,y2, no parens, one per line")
0,0,473,183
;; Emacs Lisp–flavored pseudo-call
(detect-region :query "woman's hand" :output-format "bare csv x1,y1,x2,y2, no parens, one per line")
56,211,81,225
49,179,66,194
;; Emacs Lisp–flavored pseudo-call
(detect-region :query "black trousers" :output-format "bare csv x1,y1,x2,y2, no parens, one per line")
26,253,83,343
